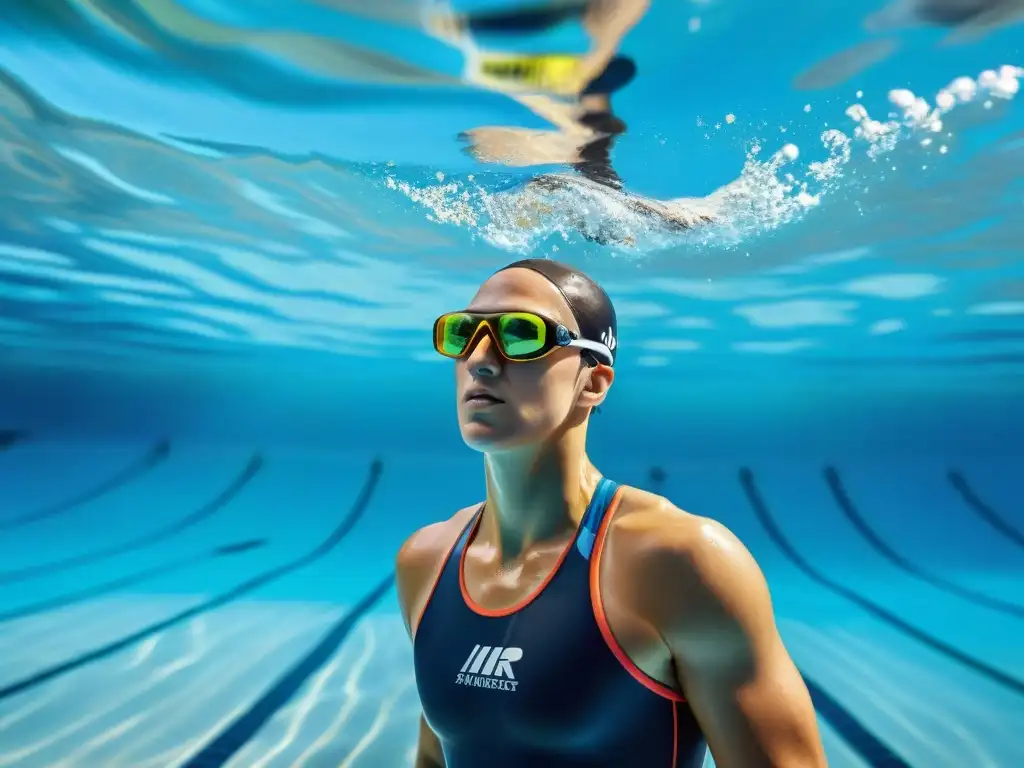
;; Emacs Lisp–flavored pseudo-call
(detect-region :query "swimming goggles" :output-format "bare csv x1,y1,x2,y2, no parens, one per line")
433,311,613,365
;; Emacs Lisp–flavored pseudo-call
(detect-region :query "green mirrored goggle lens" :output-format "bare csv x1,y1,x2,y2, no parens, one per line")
440,312,548,359
497,312,546,358
441,313,478,356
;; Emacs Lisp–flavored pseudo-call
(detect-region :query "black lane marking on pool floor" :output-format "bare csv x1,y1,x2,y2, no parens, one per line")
0,539,267,624
948,469,1024,551
180,593,906,768
0,454,262,586
183,573,396,768
0,440,171,532
0,431,27,451
739,468,1024,698
0,458,382,702
824,467,1024,618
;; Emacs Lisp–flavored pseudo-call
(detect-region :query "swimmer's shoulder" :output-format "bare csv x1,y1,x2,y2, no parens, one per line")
602,486,767,618
606,485,714,549
396,503,481,638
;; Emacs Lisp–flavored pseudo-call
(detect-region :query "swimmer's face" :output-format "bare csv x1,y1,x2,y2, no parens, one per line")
454,268,613,452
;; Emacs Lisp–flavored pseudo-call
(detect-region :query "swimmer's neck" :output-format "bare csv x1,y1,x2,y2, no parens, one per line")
480,428,599,563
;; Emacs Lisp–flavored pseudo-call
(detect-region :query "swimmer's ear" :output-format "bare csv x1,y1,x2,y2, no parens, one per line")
578,362,614,411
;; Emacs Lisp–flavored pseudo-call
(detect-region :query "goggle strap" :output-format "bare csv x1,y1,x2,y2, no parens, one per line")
566,338,613,365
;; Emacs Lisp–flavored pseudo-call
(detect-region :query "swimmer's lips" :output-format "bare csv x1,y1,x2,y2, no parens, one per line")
464,389,505,409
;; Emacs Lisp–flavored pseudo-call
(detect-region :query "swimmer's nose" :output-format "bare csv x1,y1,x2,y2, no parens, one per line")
466,332,502,378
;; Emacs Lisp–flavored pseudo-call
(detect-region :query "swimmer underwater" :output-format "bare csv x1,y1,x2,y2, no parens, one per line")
397,258,828,767
425,0,719,244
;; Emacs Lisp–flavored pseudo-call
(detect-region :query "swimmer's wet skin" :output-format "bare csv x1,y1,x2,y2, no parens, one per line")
523,174,719,246
397,259,828,767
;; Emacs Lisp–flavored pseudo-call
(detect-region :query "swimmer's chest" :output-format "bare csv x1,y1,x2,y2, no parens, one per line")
413,546,673,756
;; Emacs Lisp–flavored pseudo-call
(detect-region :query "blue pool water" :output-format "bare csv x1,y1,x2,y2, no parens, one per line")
1,1,1023,766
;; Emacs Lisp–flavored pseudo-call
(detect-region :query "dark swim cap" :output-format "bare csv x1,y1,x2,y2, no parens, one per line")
496,258,618,366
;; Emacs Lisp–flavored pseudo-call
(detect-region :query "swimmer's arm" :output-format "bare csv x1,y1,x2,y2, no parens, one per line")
644,516,827,768
397,524,457,768
581,0,650,70
413,717,446,768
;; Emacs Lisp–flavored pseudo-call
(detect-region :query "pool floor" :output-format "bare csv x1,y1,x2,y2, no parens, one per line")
0,437,1021,767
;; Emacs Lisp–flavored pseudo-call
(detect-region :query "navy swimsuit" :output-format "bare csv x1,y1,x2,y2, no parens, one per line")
413,478,708,766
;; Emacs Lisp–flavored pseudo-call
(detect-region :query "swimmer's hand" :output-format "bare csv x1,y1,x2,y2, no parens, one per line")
505,174,722,247
627,195,720,230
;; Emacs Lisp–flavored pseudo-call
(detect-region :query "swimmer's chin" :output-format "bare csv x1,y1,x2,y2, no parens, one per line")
459,421,532,453
460,431,507,453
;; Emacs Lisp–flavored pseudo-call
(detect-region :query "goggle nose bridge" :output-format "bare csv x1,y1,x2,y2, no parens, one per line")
461,317,503,358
